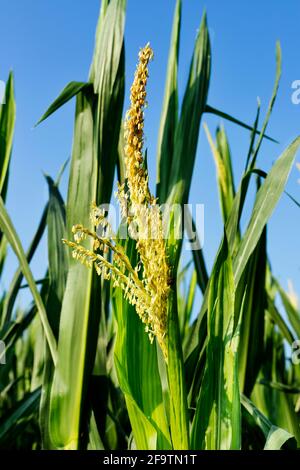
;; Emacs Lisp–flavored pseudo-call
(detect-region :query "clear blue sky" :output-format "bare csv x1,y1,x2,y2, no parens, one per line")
1,0,300,308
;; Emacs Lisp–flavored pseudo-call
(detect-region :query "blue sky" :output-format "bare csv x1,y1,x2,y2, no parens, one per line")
0,0,300,308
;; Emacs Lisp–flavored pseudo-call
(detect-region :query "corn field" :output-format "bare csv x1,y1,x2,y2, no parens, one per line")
1,0,300,451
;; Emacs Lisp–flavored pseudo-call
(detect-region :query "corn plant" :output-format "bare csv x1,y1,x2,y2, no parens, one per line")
0,0,300,451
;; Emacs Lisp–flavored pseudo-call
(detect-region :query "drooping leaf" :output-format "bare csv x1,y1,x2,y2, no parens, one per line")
241,394,296,450
35,82,91,126
0,196,57,364
204,104,277,144
1,204,48,327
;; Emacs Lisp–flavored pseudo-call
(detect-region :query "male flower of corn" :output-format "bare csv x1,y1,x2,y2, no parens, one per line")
63,44,170,360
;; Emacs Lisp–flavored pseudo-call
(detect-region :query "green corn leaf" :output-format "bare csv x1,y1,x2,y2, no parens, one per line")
44,175,68,336
236,229,266,395
30,315,45,391
48,88,97,450
184,207,208,294
191,235,241,450
0,388,41,447
35,82,91,126
0,196,57,364
0,236,7,279
1,161,67,328
227,43,282,247
216,126,236,200
275,279,300,339
167,11,211,210
167,284,190,449
258,380,300,394
266,295,295,345
0,307,36,364
177,259,193,284
0,73,15,285
1,204,48,327
248,42,281,170
186,135,300,394
185,324,207,412
245,101,260,170
87,412,105,450
165,16,211,413
165,25,211,413
125,397,157,450
89,0,110,83
241,394,296,450
48,0,126,449
251,320,300,445
93,2,125,204
181,270,197,337
113,238,171,450
234,135,300,285
161,18,211,430
156,0,181,202
0,72,16,196
264,428,296,450
284,189,300,209
204,104,278,144
40,176,68,449
204,124,235,223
